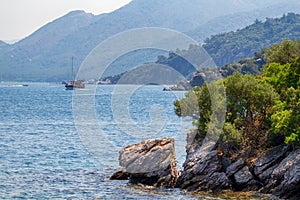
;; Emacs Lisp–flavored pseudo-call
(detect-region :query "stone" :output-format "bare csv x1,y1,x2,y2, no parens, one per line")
226,158,245,177
233,166,259,191
253,145,290,180
113,131,299,199
118,137,178,187
110,170,129,180
262,149,300,199
257,163,279,185
178,131,232,191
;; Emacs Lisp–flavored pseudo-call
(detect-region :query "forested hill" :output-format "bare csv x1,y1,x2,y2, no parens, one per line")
203,13,300,66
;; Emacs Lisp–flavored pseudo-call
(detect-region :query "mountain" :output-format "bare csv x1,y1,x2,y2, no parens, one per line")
116,13,300,85
0,40,9,48
203,13,300,66
188,1,300,42
0,10,96,81
1,0,300,81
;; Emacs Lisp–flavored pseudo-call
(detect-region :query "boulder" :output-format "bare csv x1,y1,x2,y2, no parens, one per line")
118,137,178,187
110,170,129,180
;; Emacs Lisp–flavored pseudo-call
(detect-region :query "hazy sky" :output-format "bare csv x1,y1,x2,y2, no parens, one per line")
0,0,132,42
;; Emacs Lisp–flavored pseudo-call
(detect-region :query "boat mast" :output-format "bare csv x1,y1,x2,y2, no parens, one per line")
71,56,75,80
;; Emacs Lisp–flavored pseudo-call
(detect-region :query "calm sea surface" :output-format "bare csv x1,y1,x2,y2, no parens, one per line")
0,83,272,199
0,83,194,199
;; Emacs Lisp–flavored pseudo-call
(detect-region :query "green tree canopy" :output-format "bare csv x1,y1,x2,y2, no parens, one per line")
262,44,300,145
175,40,300,149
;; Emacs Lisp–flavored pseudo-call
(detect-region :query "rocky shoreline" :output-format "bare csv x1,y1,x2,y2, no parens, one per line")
111,132,300,199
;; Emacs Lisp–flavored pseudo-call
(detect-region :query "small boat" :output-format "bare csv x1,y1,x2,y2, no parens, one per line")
65,56,85,90
65,80,85,90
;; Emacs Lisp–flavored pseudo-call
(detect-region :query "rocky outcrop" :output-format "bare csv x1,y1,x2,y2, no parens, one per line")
178,131,232,191
112,132,299,199
260,149,300,199
113,138,178,187
178,130,299,199
179,149,231,191
233,166,259,191
253,145,290,182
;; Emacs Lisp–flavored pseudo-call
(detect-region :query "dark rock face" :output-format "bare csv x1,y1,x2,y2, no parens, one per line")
226,158,245,177
253,145,290,182
178,133,232,191
233,166,259,191
178,130,299,199
117,138,178,187
261,149,300,199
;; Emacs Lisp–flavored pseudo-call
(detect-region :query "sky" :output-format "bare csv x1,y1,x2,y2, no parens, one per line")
0,0,132,43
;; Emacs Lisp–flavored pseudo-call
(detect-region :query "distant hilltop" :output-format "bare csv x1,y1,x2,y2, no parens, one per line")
0,40,8,47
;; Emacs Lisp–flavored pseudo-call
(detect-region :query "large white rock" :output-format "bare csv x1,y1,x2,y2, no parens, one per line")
118,137,178,187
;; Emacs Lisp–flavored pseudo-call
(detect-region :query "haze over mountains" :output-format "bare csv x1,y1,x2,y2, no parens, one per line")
1,0,300,81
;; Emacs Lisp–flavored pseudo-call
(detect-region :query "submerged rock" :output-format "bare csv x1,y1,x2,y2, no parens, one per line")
117,138,178,187
110,170,129,180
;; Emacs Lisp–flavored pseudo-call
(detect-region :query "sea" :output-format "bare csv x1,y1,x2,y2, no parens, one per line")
0,83,274,199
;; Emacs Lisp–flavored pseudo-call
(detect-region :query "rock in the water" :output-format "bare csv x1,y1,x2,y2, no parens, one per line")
110,170,129,180
178,130,300,197
113,131,299,199
118,138,178,187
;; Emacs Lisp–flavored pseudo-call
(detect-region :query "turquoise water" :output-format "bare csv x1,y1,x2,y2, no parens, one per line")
0,83,200,199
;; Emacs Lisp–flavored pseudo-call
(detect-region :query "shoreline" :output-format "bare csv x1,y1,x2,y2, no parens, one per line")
112,134,300,199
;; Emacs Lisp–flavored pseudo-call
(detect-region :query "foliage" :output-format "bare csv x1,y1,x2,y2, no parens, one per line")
175,40,300,149
219,54,265,78
174,84,210,138
262,51,300,146
222,122,241,144
270,88,300,146
225,73,278,148
264,40,300,65
203,13,300,66
174,72,278,150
